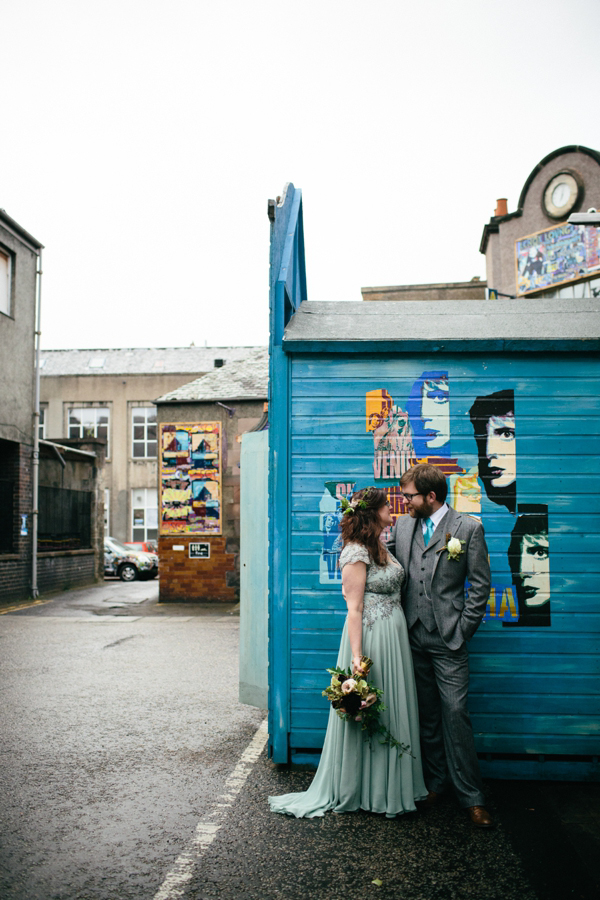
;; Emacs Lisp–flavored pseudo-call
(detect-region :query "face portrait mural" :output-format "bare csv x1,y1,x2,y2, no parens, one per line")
469,389,516,513
504,505,550,627
406,371,450,458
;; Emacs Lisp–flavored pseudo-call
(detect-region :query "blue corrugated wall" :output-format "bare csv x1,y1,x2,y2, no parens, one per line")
286,352,600,780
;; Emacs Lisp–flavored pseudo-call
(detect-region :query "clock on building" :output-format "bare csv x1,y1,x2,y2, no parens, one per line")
542,170,582,219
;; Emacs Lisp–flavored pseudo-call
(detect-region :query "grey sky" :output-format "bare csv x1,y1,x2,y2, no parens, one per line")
2,0,599,350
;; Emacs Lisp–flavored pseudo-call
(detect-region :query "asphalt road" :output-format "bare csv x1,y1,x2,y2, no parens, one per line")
0,582,598,900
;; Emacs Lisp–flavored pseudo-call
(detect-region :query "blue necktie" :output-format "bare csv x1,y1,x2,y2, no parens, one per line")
423,517,434,547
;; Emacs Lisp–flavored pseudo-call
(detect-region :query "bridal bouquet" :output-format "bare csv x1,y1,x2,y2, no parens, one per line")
322,656,411,755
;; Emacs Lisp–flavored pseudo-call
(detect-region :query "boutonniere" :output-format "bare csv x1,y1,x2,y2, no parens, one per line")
436,532,465,561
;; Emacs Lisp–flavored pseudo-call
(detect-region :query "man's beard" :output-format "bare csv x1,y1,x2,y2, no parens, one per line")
409,499,435,519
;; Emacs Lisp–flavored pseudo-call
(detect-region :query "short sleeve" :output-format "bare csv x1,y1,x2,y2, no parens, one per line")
339,543,371,569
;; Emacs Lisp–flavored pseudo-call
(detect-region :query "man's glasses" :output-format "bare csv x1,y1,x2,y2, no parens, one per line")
401,491,422,501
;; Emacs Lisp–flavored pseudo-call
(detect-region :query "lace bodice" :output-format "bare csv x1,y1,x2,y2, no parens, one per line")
339,542,405,628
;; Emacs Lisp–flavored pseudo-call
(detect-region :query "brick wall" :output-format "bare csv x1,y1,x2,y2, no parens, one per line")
38,550,96,594
158,535,237,603
0,440,33,604
155,400,264,603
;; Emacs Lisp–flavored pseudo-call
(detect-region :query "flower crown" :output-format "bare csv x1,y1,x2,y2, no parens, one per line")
340,489,373,517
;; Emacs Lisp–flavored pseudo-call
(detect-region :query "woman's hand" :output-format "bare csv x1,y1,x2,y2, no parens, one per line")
352,655,363,675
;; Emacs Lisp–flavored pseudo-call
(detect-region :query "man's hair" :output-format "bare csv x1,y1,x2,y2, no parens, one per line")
400,464,448,503
469,389,514,437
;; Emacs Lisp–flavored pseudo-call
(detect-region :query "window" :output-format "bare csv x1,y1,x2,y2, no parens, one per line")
131,488,158,541
0,248,12,316
68,407,110,455
104,488,110,536
132,407,157,458
38,406,46,440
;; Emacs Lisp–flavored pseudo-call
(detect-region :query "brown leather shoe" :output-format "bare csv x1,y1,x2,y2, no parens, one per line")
467,805,494,828
418,790,442,809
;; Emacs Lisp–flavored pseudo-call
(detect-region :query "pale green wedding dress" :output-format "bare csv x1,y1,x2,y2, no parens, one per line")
268,542,427,818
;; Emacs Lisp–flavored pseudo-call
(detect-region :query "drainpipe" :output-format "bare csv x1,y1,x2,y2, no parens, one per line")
31,248,43,599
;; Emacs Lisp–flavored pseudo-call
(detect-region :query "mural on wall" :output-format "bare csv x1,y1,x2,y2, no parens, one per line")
405,371,451,458
469,390,516,514
319,481,354,583
318,375,551,627
515,221,600,295
160,422,221,535
505,505,551,627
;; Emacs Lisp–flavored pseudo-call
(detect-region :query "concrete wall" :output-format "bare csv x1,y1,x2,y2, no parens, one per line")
485,149,600,298
41,372,206,543
156,399,264,602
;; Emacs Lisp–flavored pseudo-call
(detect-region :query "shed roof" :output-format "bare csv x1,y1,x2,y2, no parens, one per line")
155,348,269,403
39,345,262,376
282,299,600,351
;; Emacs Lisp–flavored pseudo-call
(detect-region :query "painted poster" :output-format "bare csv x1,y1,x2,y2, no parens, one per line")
318,481,356,584
318,373,551,627
160,422,221,535
515,221,600,295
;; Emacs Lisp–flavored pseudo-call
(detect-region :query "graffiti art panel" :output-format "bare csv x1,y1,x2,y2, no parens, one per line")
160,422,221,535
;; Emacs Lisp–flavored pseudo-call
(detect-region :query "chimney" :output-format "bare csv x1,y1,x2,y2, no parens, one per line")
495,198,508,217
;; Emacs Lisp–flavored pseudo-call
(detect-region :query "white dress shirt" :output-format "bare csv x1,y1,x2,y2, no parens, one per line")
422,502,449,535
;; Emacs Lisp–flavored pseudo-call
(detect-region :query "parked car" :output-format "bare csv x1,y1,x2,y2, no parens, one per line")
124,540,157,554
104,536,159,582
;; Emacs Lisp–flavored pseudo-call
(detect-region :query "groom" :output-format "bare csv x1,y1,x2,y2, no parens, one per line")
387,463,493,828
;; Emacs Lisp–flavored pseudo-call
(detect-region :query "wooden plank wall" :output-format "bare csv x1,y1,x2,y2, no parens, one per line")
288,352,600,777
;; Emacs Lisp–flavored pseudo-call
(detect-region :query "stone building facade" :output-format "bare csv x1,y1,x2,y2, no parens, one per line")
40,346,261,545
155,349,268,603
0,208,42,603
481,145,600,299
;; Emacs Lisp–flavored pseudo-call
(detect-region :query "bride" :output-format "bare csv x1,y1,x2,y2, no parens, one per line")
269,487,427,818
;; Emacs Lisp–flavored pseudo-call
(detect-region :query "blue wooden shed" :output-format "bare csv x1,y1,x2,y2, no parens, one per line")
267,184,600,780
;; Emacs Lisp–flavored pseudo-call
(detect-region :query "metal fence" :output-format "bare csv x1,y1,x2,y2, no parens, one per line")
38,487,92,551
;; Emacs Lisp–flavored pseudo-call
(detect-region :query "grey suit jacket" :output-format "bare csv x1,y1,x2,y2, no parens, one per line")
387,507,491,647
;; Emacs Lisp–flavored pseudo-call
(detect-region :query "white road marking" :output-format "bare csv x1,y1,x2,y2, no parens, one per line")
152,719,268,900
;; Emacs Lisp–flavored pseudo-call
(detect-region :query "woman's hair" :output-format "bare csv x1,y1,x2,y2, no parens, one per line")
340,487,388,566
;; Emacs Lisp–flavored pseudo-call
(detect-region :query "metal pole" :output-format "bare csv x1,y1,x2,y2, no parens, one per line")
31,247,42,599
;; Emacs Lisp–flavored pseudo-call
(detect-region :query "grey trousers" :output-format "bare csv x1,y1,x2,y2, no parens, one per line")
409,620,485,808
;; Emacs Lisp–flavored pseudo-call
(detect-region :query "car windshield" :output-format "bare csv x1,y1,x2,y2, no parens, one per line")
106,537,130,553
127,543,144,551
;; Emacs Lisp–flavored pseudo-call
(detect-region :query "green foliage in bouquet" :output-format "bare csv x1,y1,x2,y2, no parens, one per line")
322,656,412,756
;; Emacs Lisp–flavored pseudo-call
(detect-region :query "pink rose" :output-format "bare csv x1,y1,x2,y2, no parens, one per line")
341,678,357,694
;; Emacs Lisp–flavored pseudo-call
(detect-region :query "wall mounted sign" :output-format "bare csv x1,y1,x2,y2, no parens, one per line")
515,221,600,295
160,422,221,535
189,542,211,559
